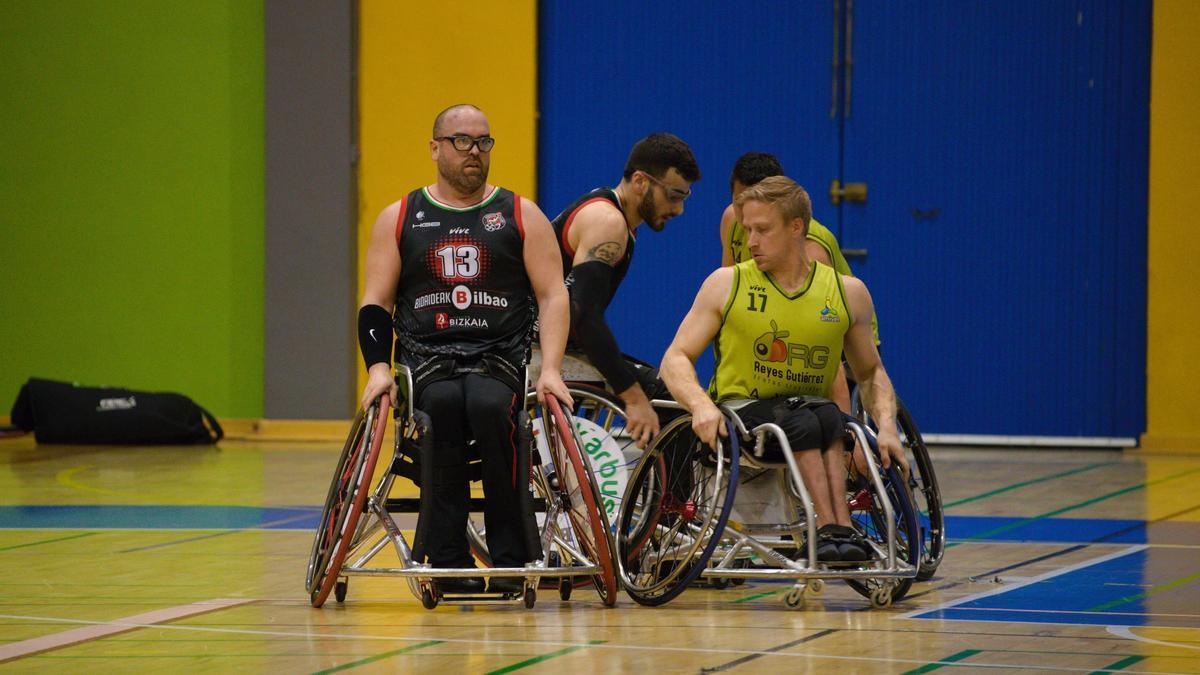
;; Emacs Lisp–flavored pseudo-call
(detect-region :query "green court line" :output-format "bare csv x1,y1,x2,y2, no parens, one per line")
484,639,604,675
310,639,443,674
944,462,1116,509
900,648,981,674
1089,655,1144,674
949,467,1200,546
731,589,784,603
0,532,96,551
1085,570,1200,613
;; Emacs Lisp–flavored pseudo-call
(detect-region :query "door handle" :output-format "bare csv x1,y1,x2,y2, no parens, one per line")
830,179,867,205
843,248,868,259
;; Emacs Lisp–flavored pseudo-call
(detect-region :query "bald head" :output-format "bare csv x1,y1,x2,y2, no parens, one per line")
432,103,486,137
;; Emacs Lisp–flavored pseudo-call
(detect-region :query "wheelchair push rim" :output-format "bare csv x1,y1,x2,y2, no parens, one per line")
617,416,740,606
306,394,389,608
543,394,620,606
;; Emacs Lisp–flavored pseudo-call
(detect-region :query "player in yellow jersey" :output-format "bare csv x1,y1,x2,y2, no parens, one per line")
664,176,904,562
719,152,866,413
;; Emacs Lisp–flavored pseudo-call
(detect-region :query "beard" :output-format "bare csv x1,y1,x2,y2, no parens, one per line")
440,157,489,194
637,190,665,231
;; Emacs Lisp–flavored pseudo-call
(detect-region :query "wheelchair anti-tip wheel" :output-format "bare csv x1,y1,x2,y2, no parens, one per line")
305,395,389,608
617,416,739,606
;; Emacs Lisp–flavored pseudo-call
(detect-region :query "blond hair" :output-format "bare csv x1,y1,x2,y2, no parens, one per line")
734,175,812,230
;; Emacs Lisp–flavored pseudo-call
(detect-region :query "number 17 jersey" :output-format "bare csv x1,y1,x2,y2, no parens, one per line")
393,186,533,359
710,260,851,401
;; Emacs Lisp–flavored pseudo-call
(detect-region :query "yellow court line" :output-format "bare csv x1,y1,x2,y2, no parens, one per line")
55,465,145,499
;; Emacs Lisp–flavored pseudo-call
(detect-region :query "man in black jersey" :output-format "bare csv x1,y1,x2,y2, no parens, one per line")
550,133,700,448
357,103,572,594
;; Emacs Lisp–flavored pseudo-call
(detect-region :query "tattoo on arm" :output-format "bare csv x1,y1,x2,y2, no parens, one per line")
586,241,623,266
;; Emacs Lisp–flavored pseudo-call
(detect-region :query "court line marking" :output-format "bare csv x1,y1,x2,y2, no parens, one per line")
1107,626,1200,652
1086,570,1200,613
944,462,1116,509
0,532,97,552
902,648,982,674
310,639,444,674
1090,655,1145,674
898,545,1146,620
0,598,252,663
0,610,1186,673
485,639,604,675
700,629,838,672
116,512,319,553
55,465,144,498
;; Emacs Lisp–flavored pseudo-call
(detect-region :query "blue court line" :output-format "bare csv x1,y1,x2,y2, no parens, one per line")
4,507,1200,548
0,505,320,530
908,546,1200,629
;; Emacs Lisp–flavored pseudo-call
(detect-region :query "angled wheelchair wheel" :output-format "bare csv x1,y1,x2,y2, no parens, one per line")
306,395,389,608
543,395,620,606
844,459,920,604
852,391,945,581
895,402,944,580
617,416,739,606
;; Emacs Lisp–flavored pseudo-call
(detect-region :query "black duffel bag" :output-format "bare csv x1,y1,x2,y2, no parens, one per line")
10,378,223,445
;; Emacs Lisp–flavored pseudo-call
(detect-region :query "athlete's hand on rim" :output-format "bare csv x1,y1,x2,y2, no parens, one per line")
535,369,574,409
876,426,909,478
361,362,398,411
623,396,659,449
691,400,728,450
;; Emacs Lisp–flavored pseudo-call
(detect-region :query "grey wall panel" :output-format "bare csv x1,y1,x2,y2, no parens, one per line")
265,0,355,418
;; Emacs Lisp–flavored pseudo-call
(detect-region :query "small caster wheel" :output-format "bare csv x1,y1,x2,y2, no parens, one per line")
421,587,438,610
869,587,892,609
559,578,572,601
334,580,348,603
809,578,824,595
523,587,536,609
712,577,730,590
783,586,806,610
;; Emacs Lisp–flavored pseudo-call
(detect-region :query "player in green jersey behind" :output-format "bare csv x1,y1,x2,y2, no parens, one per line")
664,176,905,561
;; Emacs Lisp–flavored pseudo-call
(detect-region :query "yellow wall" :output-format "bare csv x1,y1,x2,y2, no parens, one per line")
1143,0,1200,450
356,0,538,399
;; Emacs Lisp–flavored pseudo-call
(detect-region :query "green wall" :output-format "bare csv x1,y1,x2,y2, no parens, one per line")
0,2,264,418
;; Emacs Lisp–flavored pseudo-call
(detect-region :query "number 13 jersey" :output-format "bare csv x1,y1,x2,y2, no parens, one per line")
393,186,533,359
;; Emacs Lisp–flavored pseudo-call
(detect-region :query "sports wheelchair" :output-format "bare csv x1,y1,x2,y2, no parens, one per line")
616,400,919,610
304,363,621,609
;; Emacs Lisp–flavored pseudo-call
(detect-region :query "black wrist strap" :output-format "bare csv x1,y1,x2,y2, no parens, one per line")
358,304,394,368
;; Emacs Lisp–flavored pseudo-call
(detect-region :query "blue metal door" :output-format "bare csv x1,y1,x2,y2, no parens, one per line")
539,1,837,376
837,0,1149,437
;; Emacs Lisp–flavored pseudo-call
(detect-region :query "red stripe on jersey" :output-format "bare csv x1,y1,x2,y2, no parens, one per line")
513,194,525,241
394,196,409,249
560,197,612,259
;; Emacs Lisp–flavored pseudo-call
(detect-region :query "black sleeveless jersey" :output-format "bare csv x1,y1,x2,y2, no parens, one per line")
392,186,533,360
549,187,636,304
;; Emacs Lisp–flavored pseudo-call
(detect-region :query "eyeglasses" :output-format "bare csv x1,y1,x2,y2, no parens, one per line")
640,171,691,203
435,135,496,152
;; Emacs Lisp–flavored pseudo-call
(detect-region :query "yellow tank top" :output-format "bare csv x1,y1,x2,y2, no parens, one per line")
728,216,878,344
710,260,851,401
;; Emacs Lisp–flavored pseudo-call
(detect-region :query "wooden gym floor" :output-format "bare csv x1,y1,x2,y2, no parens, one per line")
1,435,1198,673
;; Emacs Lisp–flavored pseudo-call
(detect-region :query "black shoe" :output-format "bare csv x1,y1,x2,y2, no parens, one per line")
815,525,843,563
488,577,524,594
818,524,872,563
436,576,486,594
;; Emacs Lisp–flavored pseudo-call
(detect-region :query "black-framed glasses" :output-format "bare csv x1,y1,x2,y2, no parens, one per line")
640,171,691,202
435,135,496,152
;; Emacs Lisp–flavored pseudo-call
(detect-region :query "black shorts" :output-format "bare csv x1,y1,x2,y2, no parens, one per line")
735,396,849,461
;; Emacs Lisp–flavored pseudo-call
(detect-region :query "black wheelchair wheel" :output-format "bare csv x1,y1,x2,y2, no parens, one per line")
851,390,945,581
843,434,921,604
616,416,739,606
